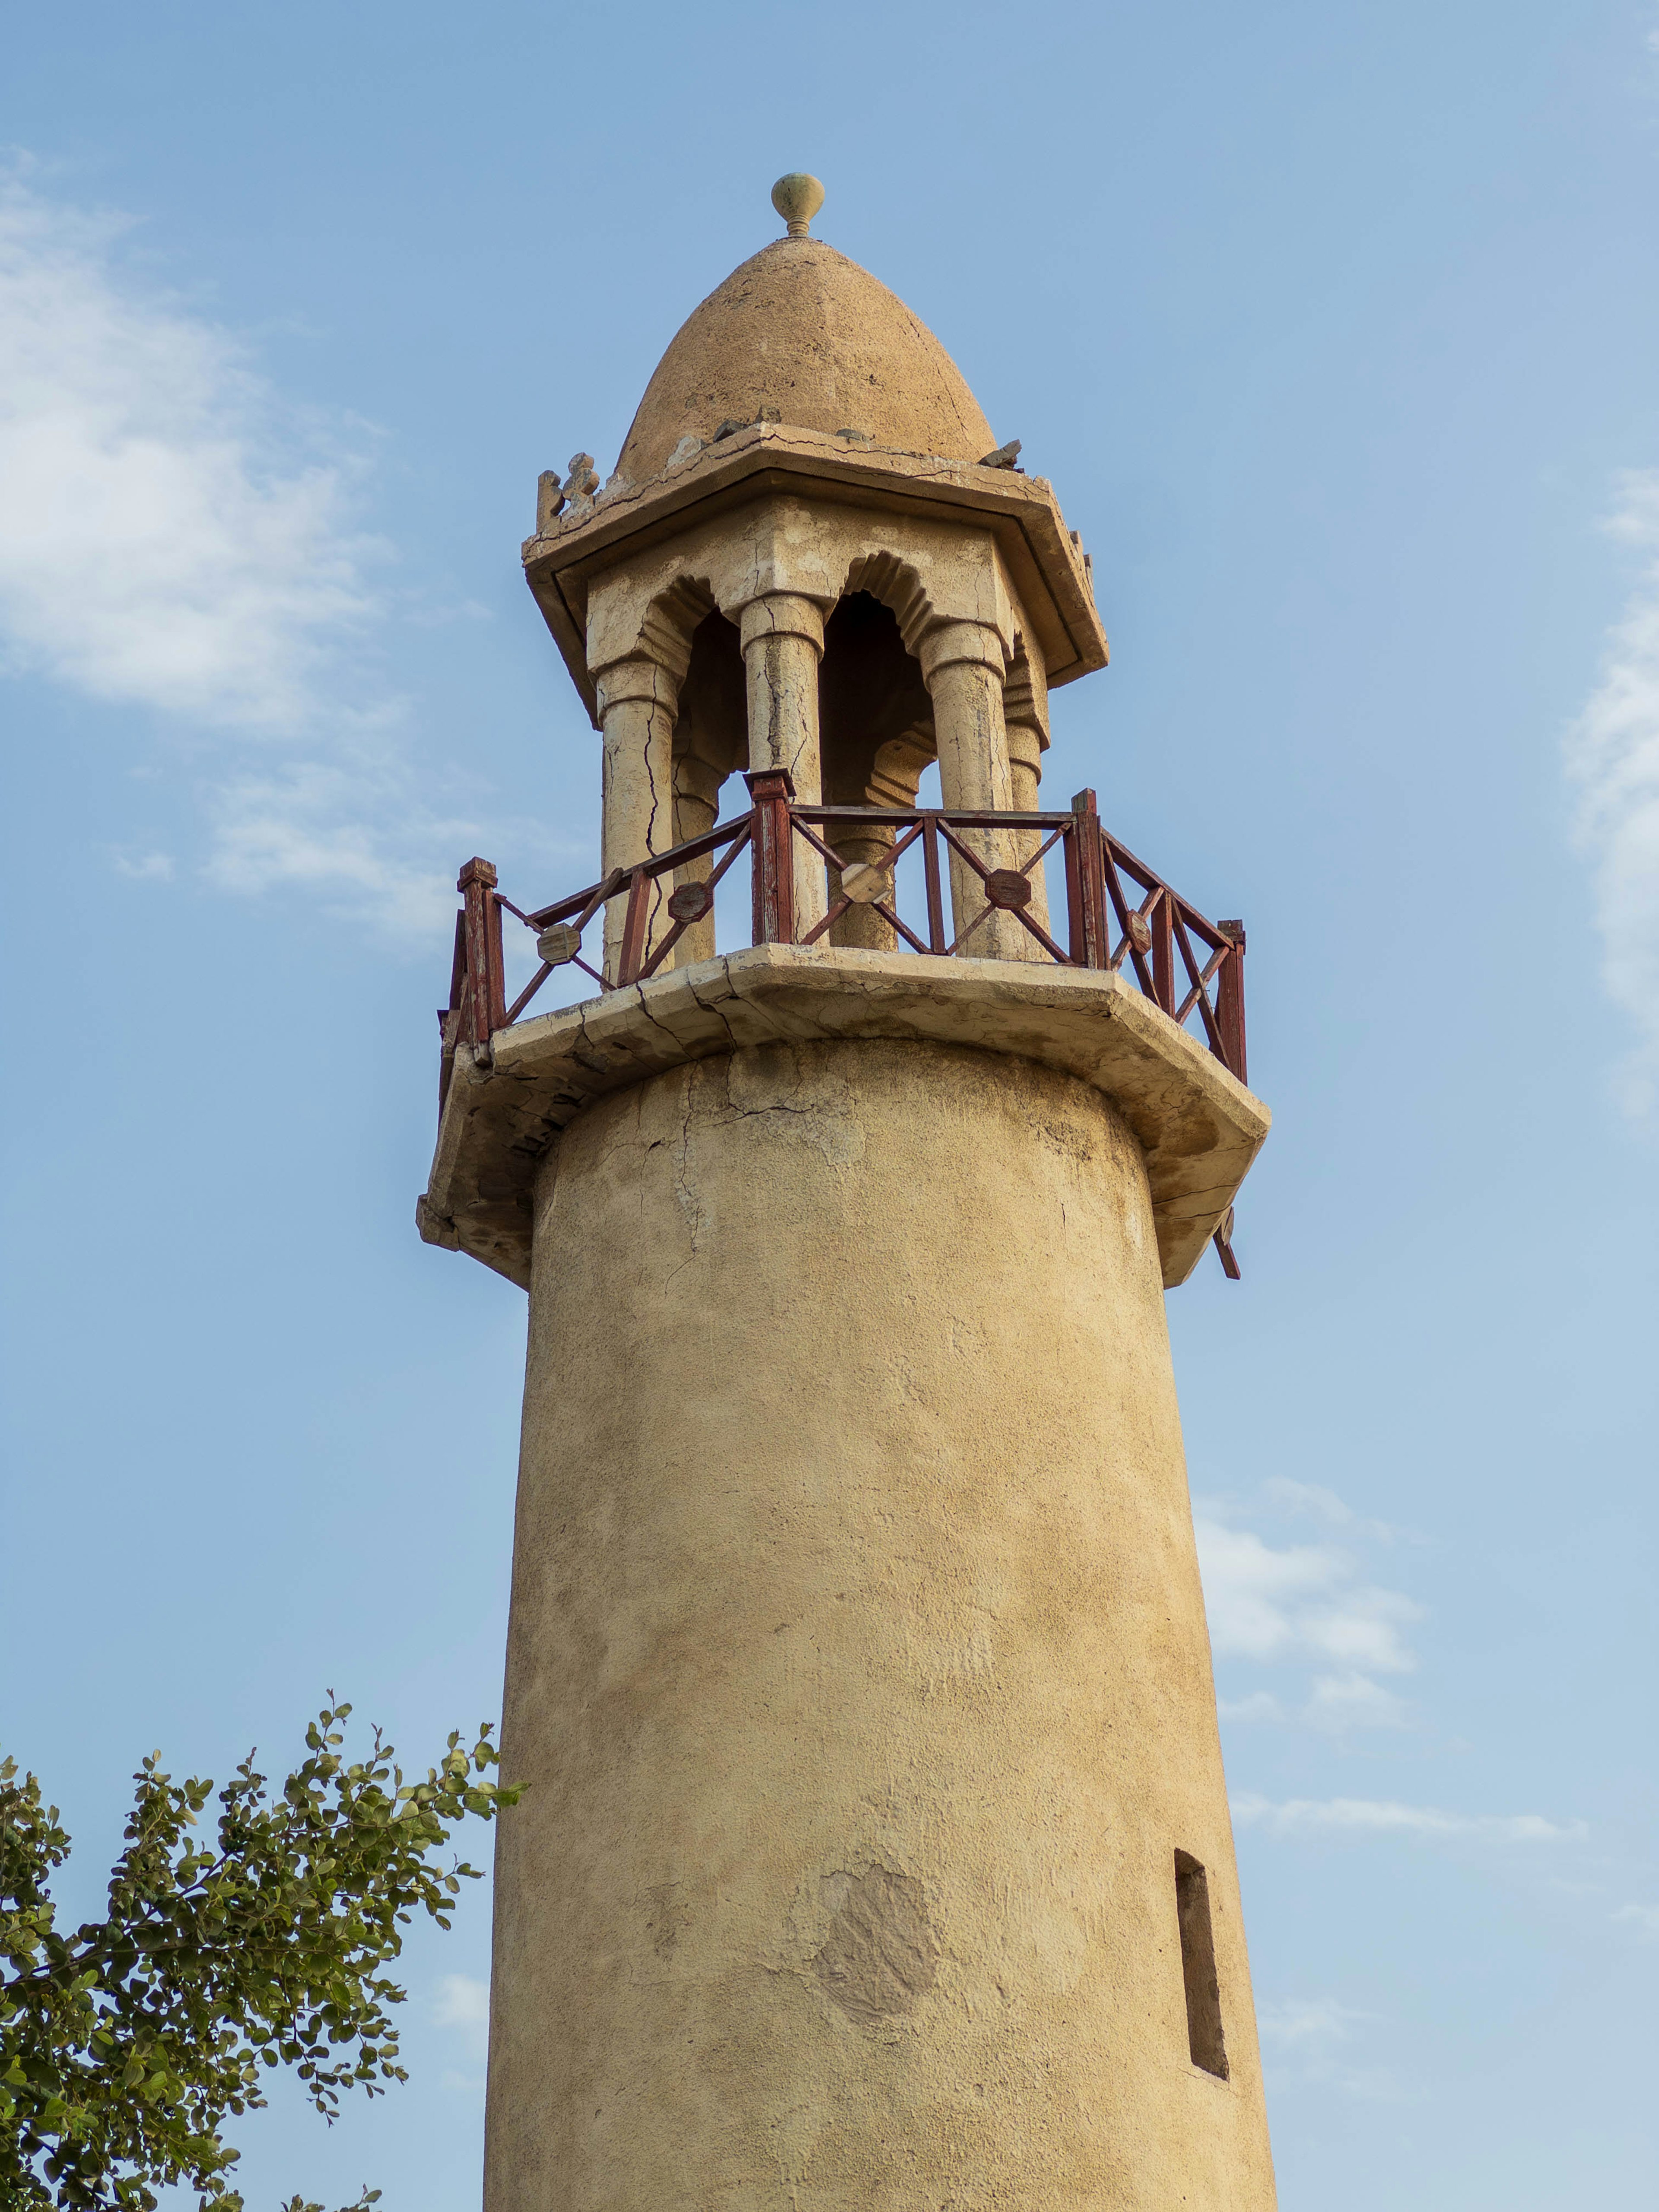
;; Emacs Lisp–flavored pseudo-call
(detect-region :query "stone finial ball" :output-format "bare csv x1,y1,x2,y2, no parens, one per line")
771,172,826,233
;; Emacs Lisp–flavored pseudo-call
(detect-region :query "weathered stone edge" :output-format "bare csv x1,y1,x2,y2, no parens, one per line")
418,945,1270,1294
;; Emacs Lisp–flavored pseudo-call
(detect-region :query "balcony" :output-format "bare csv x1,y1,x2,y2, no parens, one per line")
430,775,1256,1282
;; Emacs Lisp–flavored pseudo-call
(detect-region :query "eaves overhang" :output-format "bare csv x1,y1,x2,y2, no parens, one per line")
521,424,1110,730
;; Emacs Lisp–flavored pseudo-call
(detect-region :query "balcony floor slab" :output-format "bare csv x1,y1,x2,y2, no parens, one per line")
418,944,1269,1291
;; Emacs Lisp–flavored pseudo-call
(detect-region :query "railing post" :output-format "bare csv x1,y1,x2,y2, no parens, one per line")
1151,890,1175,1014
617,867,652,987
458,857,505,1048
745,768,797,946
1216,921,1247,1085
1066,789,1111,968
922,816,947,953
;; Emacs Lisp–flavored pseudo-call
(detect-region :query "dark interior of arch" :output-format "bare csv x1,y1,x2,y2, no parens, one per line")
670,592,935,842
671,610,746,838
819,591,934,807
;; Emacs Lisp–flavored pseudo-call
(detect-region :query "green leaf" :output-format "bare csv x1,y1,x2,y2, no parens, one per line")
1,1699,511,2212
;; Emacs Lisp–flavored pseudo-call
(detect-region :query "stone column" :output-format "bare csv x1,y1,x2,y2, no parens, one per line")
594,655,680,982
1004,647,1052,957
670,753,724,968
918,620,1023,960
740,592,828,941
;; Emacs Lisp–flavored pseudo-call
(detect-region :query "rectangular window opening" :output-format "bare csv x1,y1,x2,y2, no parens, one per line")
1174,1849,1229,2079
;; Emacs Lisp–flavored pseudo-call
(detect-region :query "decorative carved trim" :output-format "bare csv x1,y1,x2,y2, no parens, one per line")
842,550,934,658
633,574,717,693
867,728,936,810
1004,634,1051,751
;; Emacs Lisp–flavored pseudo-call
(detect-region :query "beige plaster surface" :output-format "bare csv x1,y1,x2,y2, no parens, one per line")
417,945,1269,1295
484,1034,1276,2212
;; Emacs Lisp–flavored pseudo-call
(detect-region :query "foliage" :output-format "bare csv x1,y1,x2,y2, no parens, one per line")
0,1698,517,2212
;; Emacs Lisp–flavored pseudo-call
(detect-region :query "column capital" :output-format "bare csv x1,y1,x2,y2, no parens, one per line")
592,654,681,719
737,591,828,656
918,620,1007,685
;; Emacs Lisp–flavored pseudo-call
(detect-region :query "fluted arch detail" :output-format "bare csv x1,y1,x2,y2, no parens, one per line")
1004,633,1049,751
841,551,934,659
867,725,936,807
634,573,719,693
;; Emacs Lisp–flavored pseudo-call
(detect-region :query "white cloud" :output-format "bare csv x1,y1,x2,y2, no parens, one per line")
1232,1793,1587,1844
0,166,378,728
1614,1903,1659,1939
1195,1520,1418,1675
1565,470,1659,1115
433,1971,490,2061
1218,1676,1410,1733
1193,1479,1424,1734
203,761,458,934
1302,1672,1410,1731
1260,1476,1406,1545
1217,1689,1287,1723
1255,1996,1399,2100
112,849,174,881
0,162,463,933
1195,1520,1340,1661
1257,1996,1372,2051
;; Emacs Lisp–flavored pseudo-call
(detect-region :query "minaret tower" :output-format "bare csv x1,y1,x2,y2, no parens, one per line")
421,175,1276,2210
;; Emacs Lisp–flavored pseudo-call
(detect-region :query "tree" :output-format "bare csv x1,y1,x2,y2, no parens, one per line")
0,1698,518,2212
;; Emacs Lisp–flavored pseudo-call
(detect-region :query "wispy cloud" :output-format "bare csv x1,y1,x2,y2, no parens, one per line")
1256,1996,1399,2101
432,1970,489,2092
1195,1494,1421,1734
1196,1519,1419,1672
0,165,378,726
1566,470,1659,1116
1259,1476,1412,1545
1232,1793,1587,1844
1259,1996,1373,2049
433,1971,489,2052
0,161,463,932
1614,1903,1659,1939
202,761,456,934
112,849,175,882
1301,1671,1411,1731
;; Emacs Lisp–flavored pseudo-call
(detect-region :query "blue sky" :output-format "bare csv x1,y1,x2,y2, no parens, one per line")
1,3,1655,2206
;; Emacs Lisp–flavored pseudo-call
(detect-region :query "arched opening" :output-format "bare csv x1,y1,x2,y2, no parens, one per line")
817,591,935,950
670,608,746,962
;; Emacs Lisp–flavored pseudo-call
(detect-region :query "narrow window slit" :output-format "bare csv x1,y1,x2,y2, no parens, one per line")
1173,1850,1229,2079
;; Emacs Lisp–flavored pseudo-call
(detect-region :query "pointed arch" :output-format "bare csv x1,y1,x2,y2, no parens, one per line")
841,550,934,658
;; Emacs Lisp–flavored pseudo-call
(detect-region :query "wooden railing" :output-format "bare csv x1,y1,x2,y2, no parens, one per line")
439,771,1248,1274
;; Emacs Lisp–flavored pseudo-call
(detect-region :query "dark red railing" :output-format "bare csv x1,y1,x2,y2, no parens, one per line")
439,771,1248,1274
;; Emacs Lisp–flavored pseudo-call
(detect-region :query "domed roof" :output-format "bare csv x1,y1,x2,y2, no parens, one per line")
614,236,997,485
